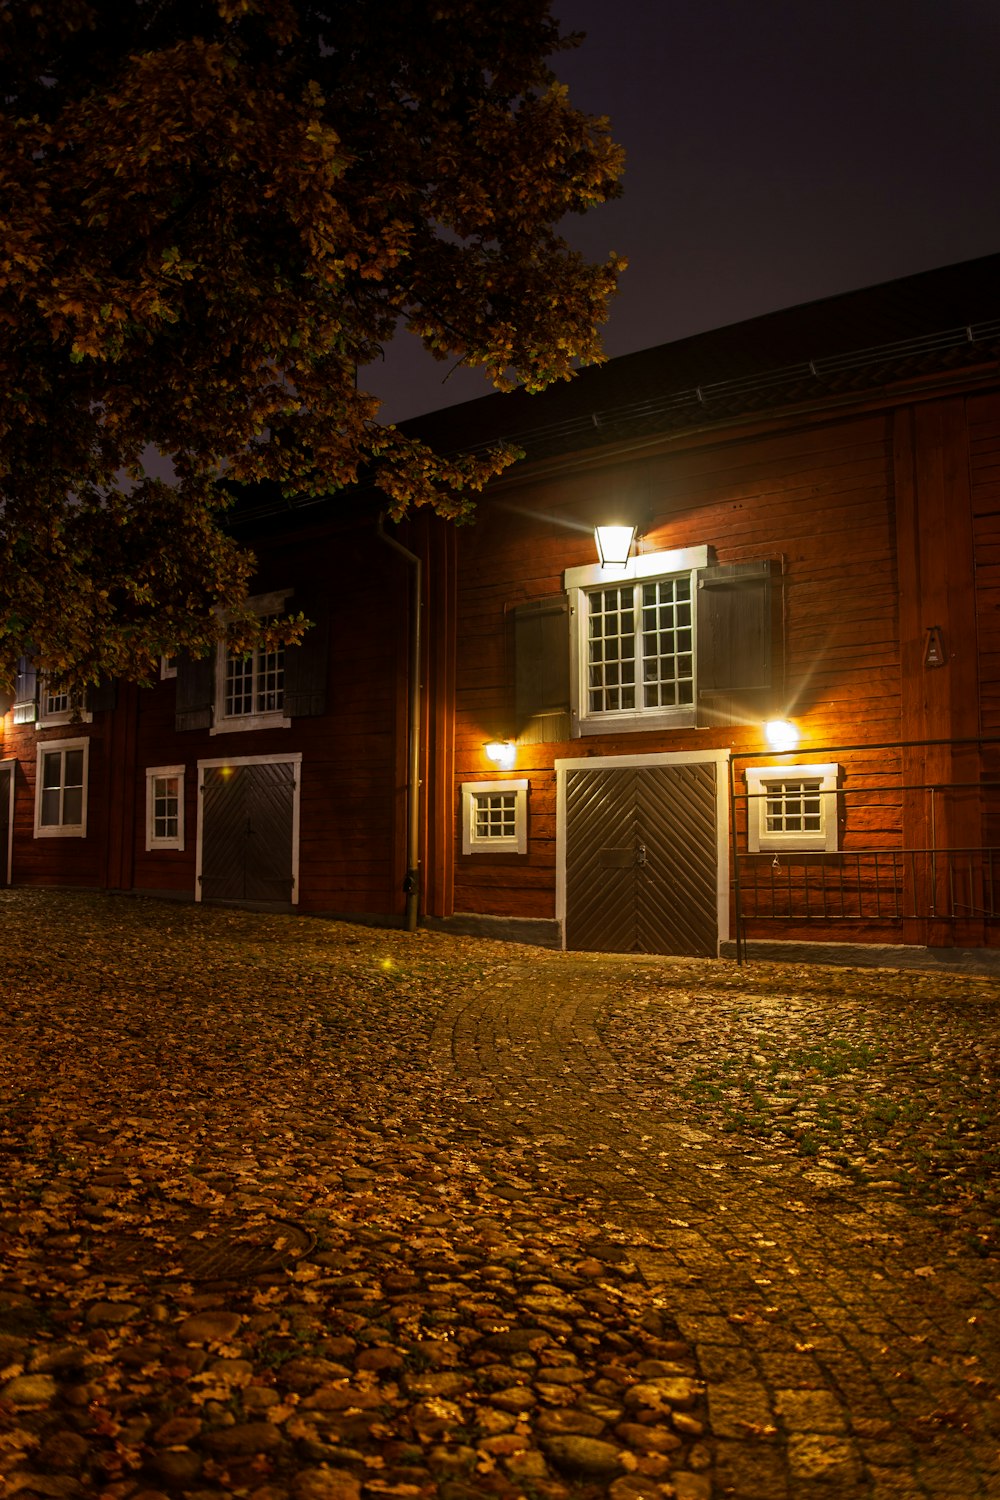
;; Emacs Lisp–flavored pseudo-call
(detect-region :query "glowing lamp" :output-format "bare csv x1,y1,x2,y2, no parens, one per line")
483,740,517,771
594,524,636,568
764,719,800,753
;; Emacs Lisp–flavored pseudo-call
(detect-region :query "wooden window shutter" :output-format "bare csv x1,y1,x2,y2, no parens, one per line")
174,652,215,732
697,560,781,726
283,595,329,718
513,596,570,740
86,678,116,713
14,656,37,714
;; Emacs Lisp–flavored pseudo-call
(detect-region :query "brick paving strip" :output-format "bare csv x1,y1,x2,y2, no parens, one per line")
432,955,1000,1499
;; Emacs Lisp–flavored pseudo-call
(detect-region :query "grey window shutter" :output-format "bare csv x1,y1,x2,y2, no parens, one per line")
14,656,37,718
86,678,116,713
697,561,780,726
175,652,215,732
513,596,570,740
283,596,329,718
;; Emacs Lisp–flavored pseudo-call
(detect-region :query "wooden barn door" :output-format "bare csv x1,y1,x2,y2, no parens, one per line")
201,761,296,905
565,763,718,955
0,763,12,886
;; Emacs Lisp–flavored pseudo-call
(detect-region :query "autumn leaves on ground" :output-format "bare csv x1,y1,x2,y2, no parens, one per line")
1,890,998,1500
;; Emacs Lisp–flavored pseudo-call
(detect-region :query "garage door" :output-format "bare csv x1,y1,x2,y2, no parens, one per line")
200,760,296,905
565,763,718,955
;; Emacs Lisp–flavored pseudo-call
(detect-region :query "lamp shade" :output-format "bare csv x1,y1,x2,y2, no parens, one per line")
594,524,636,568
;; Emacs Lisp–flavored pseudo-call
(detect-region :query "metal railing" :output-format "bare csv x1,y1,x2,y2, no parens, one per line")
738,846,1000,924
728,735,1000,961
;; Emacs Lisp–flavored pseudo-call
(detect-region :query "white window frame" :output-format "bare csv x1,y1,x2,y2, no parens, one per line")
159,655,178,680
34,737,89,839
746,763,840,853
145,764,185,851
461,779,529,855
36,676,91,729
565,546,709,737
210,589,293,736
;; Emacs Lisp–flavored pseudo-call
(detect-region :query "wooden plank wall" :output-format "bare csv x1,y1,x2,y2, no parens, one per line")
127,522,409,918
451,411,903,925
4,717,111,889
970,391,1000,849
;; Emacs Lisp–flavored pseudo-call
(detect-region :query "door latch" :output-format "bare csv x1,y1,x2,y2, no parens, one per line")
635,843,647,867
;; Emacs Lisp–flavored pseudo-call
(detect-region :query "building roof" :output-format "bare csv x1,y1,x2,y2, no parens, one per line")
402,253,1000,465
231,253,1000,528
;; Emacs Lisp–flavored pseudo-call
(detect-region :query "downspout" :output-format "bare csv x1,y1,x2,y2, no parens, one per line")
377,515,422,932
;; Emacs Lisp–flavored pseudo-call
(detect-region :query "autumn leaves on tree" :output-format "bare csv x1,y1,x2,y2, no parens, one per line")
0,0,624,688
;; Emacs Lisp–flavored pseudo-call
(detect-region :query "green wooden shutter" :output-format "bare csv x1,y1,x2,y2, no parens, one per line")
513,596,570,741
175,652,215,732
283,595,329,718
697,561,780,726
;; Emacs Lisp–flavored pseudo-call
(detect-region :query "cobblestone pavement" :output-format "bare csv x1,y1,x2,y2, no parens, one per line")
1,893,999,1500
432,954,1000,1499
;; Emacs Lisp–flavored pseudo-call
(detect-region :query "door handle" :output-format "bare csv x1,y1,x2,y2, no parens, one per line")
635,843,647,867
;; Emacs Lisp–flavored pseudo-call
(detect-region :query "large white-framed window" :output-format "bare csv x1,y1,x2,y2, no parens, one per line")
34,738,89,838
145,765,185,851
746,764,840,853
461,779,529,855
211,589,292,736
566,546,709,736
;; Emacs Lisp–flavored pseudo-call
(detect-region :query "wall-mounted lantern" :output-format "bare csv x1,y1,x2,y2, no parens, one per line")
764,719,800,753
484,740,517,771
594,523,637,569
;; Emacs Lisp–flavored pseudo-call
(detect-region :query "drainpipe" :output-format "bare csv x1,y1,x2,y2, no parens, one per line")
377,515,422,933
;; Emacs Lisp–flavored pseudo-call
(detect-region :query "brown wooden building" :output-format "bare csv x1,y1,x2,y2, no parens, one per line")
4,254,1000,960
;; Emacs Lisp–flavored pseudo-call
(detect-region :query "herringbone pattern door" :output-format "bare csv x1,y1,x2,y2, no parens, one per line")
565,764,718,955
0,766,11,886
202,763,295,905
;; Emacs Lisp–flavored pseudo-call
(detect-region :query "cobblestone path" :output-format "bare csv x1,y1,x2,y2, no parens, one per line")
432,955,1000,1500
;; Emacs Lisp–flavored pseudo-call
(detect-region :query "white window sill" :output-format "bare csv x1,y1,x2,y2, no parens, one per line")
35,825,86,839
209,713,291,736
575,708,697,737
37,712,92,730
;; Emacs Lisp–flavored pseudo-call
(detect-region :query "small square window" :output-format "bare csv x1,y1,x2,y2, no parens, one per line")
37,675,91,728
461,779,528,855
746,764,840,853
145,765,185,850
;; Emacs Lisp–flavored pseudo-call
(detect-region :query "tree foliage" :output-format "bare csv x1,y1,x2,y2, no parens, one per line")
0,0,624,688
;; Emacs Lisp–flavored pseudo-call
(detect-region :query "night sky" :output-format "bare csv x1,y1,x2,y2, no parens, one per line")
366,0,1000,423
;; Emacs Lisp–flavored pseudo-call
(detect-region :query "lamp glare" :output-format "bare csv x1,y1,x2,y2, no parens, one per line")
764,719,799,752
484,740,516,770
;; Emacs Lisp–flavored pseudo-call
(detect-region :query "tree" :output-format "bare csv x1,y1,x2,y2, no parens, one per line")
0,0,624,690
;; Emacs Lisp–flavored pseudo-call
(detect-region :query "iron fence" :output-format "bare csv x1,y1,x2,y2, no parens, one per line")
728,734,1000,959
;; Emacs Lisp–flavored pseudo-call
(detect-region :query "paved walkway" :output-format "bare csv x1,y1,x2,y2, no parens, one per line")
432,955,1000,1500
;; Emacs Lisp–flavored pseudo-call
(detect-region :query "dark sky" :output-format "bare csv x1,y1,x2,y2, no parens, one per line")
365,0,1000,423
